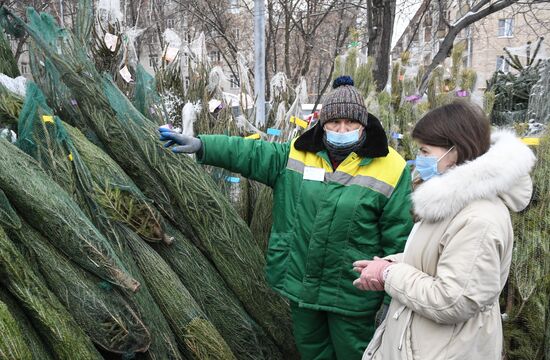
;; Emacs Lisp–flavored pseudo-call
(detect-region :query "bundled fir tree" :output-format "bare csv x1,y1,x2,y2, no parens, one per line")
487,38,545,125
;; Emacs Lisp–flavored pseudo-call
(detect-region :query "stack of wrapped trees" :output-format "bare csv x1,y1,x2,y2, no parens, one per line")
0,4,298,360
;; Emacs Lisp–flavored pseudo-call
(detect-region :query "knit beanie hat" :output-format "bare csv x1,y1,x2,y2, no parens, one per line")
319,76,369,127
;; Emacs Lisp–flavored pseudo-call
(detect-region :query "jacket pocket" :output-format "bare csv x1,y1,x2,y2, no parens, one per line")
265,232,292,287
410,314,455,359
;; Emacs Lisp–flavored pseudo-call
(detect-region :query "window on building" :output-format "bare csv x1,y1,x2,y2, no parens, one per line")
423,54,431,66
498,18,513,37
208,50,221,62
496,56,509,73
424,14,432,27
234,28,240,41
424,27,432,42
229,0,240,14
185,76,190,89
166,18,176,28
149,54,158,68
20,62,28,75
229,74,239,89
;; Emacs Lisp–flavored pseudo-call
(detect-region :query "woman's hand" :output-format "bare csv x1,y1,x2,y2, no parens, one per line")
352,257,394,291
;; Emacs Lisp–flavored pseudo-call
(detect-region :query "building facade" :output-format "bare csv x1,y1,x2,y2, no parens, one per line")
391,0,550,96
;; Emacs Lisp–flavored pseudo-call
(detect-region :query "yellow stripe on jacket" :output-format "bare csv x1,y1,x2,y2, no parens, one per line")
287,140,406,197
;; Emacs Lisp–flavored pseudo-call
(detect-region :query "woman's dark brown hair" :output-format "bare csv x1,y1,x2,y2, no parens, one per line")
412,100,491,165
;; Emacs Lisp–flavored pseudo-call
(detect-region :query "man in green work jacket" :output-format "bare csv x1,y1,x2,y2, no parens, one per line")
159,76,413,359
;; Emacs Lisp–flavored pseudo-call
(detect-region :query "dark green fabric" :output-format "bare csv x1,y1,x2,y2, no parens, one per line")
290,301,375,360
198,135,413,316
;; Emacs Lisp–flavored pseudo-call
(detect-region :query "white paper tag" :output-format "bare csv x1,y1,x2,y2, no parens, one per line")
119,66,133,83
104,33,118,52
303,166,325,182
208,99,222,113
163,47,179,62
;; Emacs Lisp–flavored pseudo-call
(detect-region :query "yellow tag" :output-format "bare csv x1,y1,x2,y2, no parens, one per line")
245,134,261,140
68,153,73,161
42,115,54,124
520,137,540,146
290,116,308,129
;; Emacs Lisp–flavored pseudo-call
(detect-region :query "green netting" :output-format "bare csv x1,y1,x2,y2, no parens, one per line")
0,29,19,77
502,64,550,356
133,64,164,124
6,7,295,355
0,226,102,360
8,217,152,355
28,43,70,113
65,125,198,360
23,20,189,226
0,299,33,360
0,188,20,229
0,82,138,293
0,285,53,360
17,82,80,195
74,0,93,49
101,75,295,355
511,132,550,302
120,224,236,360
154,222,283,360
527,60,550,124
0,140,139,291
65,117,280,359
64,124,186,360
10,80,183,358
17,82,171,246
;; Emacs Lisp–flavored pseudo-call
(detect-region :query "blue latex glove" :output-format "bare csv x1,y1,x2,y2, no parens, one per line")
158,127,202,154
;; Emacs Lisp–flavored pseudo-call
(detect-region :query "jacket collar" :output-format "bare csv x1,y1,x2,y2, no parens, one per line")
413,130,536,222
294,113,389,159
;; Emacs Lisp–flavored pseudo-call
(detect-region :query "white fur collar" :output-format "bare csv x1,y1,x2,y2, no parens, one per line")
412,130,536,221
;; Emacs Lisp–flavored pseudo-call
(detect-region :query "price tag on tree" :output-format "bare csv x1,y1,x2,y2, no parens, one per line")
104,33,118,52
163,47,179,63
119,66,133,83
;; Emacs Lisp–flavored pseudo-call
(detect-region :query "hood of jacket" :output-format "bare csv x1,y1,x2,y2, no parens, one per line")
413,130,536,222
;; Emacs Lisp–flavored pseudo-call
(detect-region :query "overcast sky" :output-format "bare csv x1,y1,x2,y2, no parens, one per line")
392,0,423,47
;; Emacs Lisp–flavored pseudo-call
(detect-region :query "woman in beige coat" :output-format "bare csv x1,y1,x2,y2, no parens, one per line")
353,101,535,360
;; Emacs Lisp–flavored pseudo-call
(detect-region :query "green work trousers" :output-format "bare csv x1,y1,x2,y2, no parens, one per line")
290,302,376,360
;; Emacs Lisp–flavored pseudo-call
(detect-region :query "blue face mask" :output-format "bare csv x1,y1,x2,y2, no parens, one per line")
414,146,455,181
325,128,361,147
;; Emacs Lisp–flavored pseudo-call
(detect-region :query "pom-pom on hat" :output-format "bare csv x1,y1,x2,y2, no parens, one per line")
319,75,369,127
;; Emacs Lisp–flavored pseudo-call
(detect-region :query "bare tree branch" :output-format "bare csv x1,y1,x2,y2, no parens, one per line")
419,0,520,93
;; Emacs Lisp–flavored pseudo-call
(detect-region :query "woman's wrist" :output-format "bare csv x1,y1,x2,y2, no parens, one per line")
382,263,394,281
